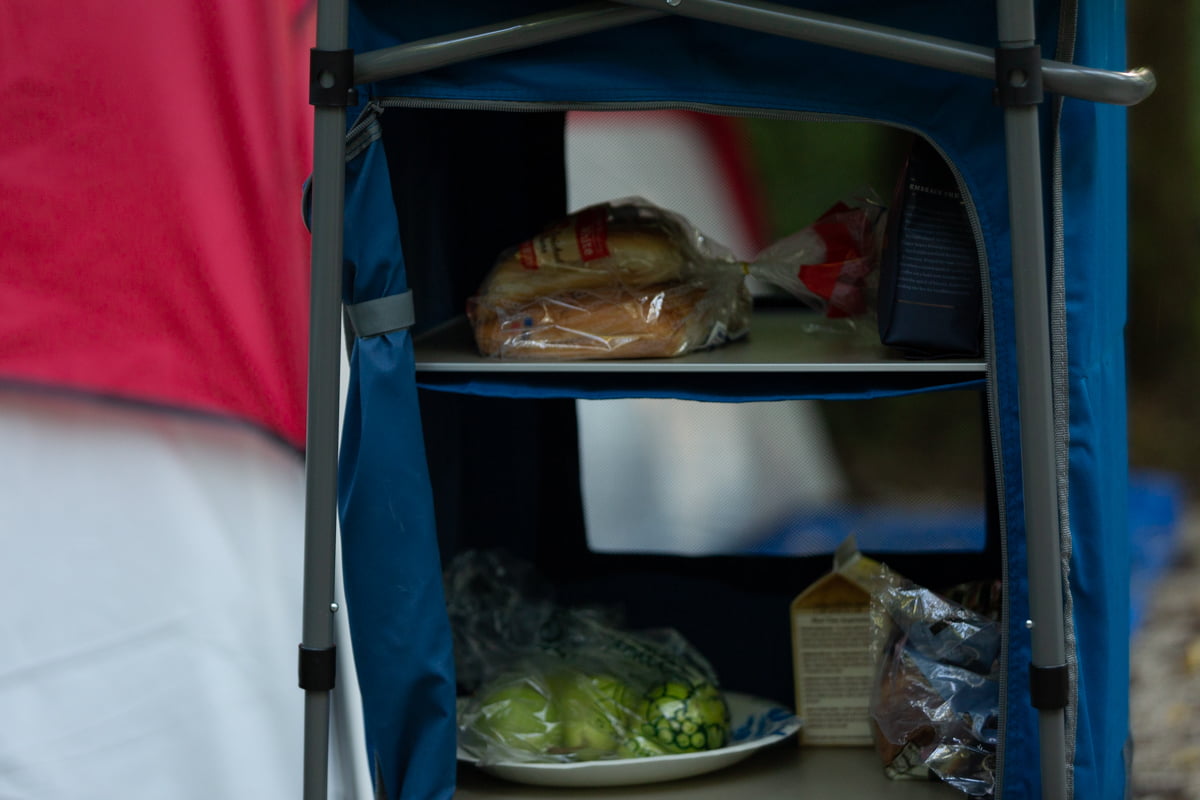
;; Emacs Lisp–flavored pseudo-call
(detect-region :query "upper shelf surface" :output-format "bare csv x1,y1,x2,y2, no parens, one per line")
413,310,986,375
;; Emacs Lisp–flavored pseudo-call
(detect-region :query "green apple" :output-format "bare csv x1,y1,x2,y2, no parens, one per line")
472,677,562,755
553,671,639,759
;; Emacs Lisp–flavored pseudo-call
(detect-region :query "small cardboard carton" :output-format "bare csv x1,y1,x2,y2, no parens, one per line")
789,538,883,746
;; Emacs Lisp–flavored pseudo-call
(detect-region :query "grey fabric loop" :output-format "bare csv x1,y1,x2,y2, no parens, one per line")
345,290,415,338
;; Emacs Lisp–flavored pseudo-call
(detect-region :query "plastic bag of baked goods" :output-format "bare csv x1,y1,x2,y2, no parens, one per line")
445,550,734,764
467,197,881,360
865,563,1003,796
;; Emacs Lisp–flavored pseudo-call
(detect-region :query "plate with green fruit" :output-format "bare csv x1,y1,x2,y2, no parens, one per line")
456,672,802,788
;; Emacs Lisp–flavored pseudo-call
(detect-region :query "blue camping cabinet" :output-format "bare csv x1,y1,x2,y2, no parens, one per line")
297,2,1155,798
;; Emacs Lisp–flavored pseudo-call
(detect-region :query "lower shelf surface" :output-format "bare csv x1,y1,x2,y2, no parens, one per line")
455,745,967,799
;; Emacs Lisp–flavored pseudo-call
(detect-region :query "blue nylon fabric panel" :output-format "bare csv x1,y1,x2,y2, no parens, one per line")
338,136,457,800
1061,2,1131,796
334,2,1110,798
888,45,1040,800
351,0,1058,142
970,145,1038,800
415,377,984,401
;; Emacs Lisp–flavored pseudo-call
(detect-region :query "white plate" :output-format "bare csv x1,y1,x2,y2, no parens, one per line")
457,691,802,788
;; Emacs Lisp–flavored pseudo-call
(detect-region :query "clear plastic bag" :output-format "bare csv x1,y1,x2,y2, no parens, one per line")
467,196,881,360
859,558,1002,796
442,549,561,692
444,550,732,764
750,198,882,320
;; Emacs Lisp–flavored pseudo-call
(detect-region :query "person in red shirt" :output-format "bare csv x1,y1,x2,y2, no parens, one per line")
0,2,366,797
0,1,311,440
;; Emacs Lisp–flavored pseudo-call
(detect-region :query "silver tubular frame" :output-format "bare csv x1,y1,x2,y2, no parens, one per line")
995,2,1070,798
302,0,350,799
302,2,1150,799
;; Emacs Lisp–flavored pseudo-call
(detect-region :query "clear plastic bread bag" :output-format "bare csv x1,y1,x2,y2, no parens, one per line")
466,196,882,360
444,550,733,765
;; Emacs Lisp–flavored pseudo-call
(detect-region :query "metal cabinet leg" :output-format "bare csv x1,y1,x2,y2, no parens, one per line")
996,0,1070,798
302,1,351,800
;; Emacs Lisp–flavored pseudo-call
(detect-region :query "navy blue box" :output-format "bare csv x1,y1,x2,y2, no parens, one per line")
877,137,982,359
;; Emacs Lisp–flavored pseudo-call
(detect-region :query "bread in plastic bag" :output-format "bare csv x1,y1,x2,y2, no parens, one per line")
444,549,732,764
467,196,881,360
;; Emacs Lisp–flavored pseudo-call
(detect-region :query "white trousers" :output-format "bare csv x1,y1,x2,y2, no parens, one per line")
0,388,368,800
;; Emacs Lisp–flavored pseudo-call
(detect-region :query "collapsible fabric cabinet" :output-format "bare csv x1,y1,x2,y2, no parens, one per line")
298,2,1154,799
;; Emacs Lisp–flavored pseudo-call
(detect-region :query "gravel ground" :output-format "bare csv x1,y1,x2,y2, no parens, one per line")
1130,510,1200,800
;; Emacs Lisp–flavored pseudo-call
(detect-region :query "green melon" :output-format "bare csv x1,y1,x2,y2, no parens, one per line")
637,681,730,754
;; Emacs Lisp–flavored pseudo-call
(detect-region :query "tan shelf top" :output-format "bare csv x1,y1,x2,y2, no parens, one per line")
414,310,986,375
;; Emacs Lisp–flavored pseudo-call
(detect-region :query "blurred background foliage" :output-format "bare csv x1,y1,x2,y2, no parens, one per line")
1126,2,1198,486
735,13,1197,500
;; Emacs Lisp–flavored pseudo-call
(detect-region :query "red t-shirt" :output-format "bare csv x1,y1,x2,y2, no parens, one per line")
0,0,315,450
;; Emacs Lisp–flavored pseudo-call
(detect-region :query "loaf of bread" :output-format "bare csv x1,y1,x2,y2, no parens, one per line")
477,218,688,307
468,200,750,360
470,282,749,360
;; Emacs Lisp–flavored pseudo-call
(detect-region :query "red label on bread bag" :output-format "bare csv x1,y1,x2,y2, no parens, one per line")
574,206,610,262
517,239,539,270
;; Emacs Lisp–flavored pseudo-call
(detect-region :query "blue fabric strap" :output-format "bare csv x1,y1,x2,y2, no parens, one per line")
345,290,414,338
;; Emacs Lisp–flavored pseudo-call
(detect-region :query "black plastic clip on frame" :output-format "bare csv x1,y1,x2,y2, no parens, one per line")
298,644,337,692
310,48,357,107
1029,662,1069,710
995,44,1045,106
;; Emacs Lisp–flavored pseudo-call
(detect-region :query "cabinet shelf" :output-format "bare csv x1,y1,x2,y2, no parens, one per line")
414,309,986,399
455,745,966,799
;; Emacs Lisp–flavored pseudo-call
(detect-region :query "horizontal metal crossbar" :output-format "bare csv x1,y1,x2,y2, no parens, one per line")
615,0,1154,106
353,3,662,84
352,0,1154,107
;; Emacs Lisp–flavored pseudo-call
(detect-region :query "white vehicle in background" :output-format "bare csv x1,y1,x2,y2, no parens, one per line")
566,110,848,557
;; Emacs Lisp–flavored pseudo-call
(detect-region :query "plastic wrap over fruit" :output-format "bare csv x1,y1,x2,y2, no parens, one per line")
445,550,732,764
466,196,881,360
